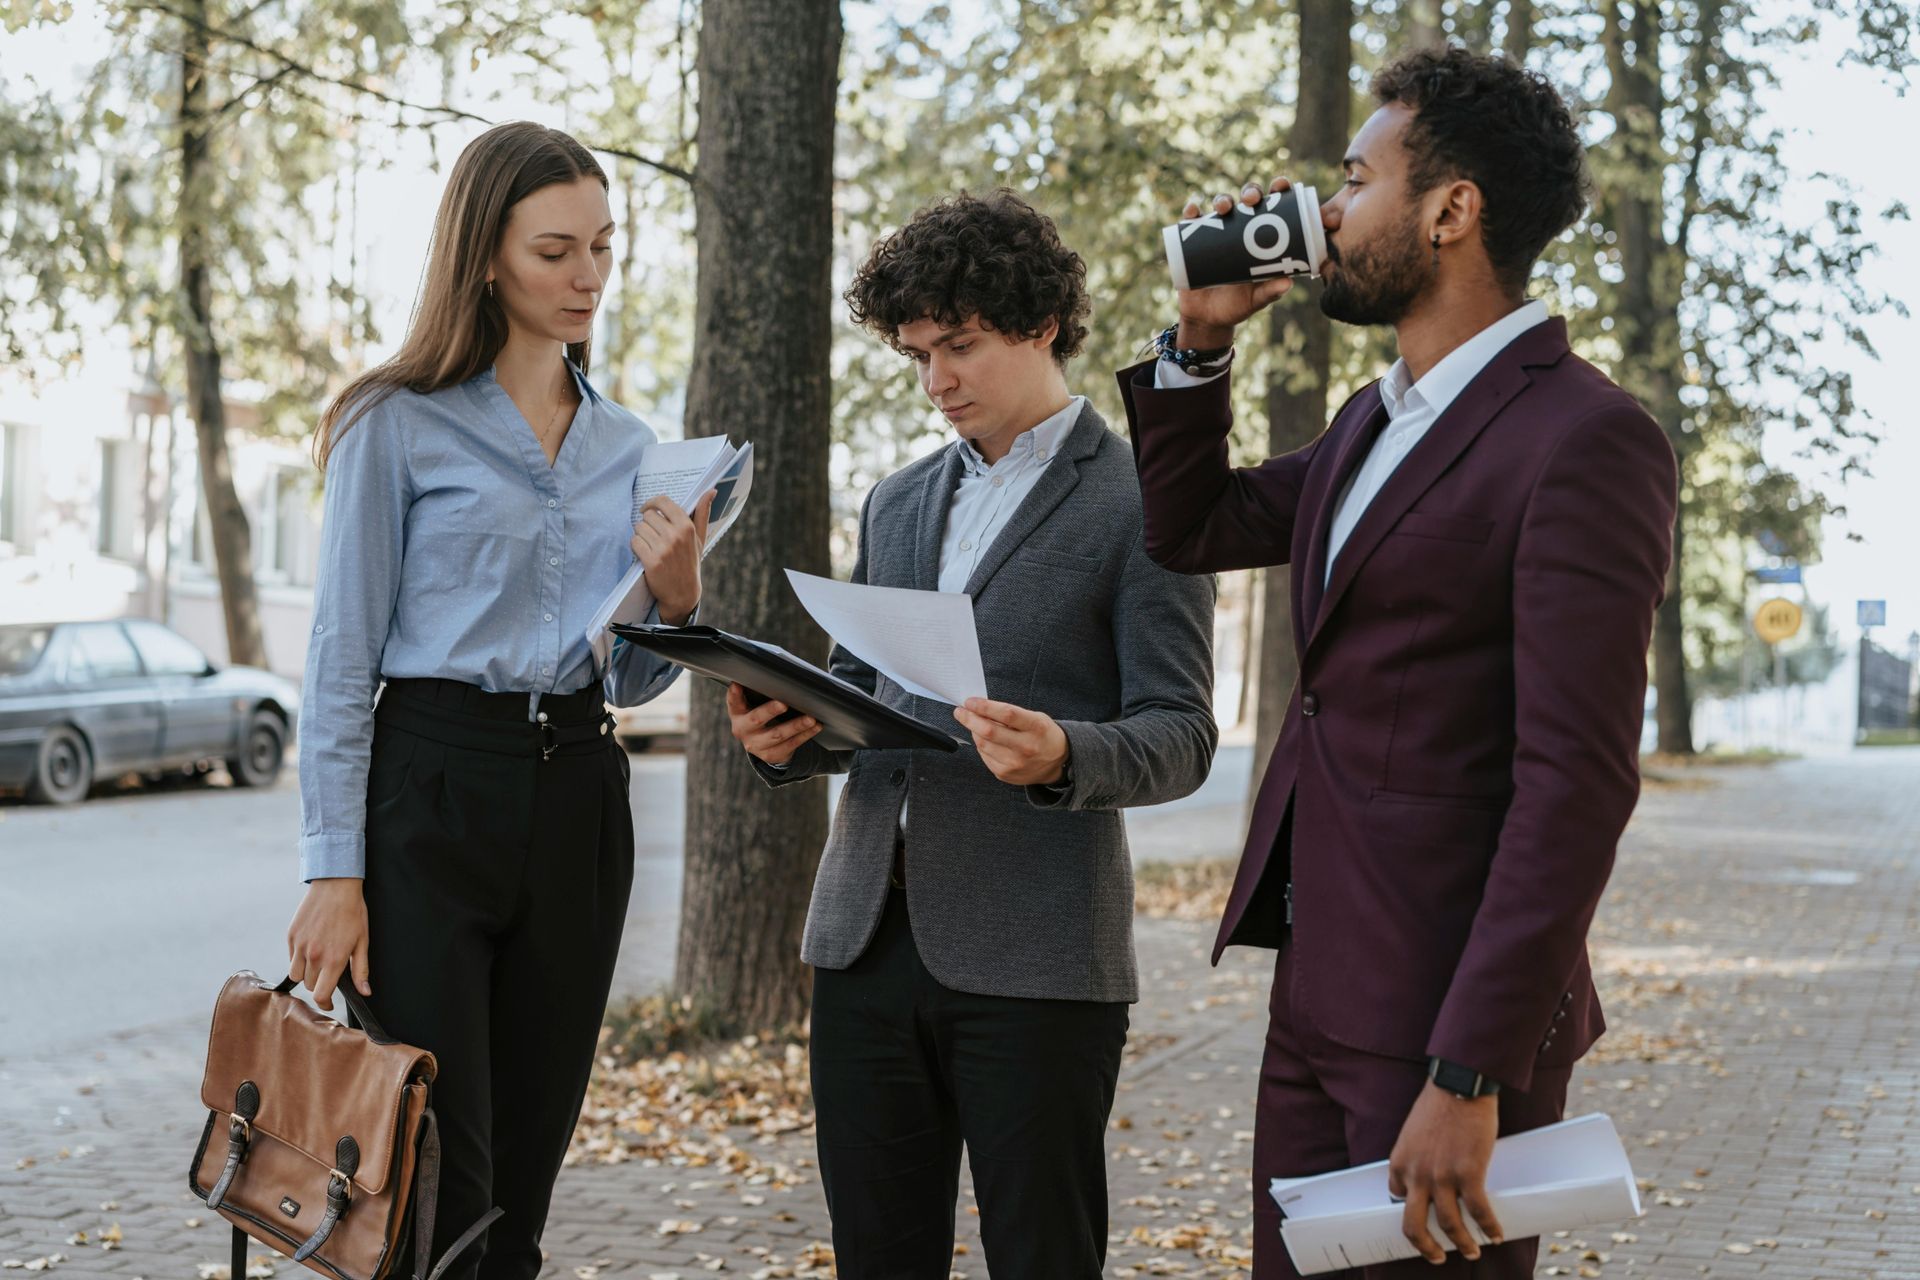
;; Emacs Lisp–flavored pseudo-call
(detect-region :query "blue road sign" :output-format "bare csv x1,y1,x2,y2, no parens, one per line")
1858,599,1888,627
1753,566,1803,584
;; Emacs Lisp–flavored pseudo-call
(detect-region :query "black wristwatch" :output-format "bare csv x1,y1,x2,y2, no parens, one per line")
1428,1057,1501,1099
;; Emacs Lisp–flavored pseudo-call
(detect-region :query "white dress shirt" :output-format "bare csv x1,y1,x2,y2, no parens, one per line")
1153,299,1549,584
940,396,1084,592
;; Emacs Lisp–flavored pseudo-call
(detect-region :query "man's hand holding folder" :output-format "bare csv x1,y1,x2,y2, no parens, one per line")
727,683,820,765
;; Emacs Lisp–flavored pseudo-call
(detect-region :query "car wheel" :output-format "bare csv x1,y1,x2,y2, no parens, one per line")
27,725,93,805
228,711,286,788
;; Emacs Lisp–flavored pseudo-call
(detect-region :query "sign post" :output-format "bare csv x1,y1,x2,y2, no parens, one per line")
1753,599,1803,752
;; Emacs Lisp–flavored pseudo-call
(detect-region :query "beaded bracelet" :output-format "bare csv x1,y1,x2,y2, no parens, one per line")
1153,323,1235,375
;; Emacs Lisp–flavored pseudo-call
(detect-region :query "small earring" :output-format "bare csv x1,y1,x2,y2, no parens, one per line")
486,280,495,299
1431,235,1441,269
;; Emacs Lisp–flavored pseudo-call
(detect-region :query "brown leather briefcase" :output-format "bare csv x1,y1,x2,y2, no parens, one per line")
188,972,498,1280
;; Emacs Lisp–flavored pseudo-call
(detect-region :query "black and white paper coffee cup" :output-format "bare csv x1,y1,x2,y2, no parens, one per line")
1162,186,1326,290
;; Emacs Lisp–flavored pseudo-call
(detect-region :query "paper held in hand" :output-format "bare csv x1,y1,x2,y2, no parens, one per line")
1269,1113,1643,1275
586,436,754,667
784,569,988,707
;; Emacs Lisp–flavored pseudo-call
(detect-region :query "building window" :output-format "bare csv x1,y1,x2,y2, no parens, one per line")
97,437,140,561
0,423,18,545
256,465,315,586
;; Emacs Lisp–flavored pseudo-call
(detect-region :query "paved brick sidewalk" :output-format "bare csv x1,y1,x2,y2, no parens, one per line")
4,748,1918,1278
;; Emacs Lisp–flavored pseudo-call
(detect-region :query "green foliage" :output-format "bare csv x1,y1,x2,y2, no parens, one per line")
0,84,106,368
5,0,422,433
1525,0,1909,669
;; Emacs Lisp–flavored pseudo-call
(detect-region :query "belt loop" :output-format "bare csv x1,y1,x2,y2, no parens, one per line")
527,690,542,724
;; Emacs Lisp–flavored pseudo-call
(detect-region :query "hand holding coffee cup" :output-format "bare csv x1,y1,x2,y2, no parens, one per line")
1171,178,1322,349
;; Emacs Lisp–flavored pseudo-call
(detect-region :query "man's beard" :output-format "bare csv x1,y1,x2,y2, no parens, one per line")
1318,209,1429,327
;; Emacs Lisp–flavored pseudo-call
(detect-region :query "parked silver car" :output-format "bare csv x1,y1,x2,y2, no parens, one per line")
0,619,300,804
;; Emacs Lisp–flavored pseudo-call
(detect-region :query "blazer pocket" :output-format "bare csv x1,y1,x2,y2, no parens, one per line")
1016,547,1102,575
1366,788,1507,849
1392,511,1494,544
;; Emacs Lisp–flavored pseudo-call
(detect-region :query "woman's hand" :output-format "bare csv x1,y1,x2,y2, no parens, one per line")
287,878,371,1012
727,682,822,765
634,489,716,627
1174,178,1297,350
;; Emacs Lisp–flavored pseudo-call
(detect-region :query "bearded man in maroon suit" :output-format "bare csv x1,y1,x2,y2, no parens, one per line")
1119,45,1678,1279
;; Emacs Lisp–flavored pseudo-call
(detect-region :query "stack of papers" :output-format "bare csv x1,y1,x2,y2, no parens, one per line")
587,436,754,667
1269,1113,1642,1275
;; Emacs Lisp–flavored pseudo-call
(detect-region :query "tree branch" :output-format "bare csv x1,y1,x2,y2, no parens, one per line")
206,63,294,119
124,0,699,185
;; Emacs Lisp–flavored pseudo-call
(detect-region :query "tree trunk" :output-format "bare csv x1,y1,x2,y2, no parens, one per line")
1252,0,1352,786
178,0,266,669
1604,0,1694,754
1653,508,1692,752
676,0,841,1032
1405,0,1444,51
1502,0,1534,60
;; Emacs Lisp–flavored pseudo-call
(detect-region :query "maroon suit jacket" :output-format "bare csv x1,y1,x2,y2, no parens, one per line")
1118,318,1676,1091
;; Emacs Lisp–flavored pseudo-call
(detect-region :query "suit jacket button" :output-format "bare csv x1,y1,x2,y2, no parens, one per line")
891,769,907,786
1561,991,1573,1006
1301,693,1320,717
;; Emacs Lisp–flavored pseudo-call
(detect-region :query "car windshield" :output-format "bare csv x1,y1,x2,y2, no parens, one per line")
0,625,53,676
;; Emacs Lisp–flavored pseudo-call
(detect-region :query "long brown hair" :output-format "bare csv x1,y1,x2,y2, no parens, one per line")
315,122,609,469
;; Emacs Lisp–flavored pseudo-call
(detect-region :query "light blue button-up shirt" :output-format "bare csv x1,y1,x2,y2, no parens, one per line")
297,363,683,881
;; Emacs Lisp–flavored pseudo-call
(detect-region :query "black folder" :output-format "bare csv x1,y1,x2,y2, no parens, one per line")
611,622,961,753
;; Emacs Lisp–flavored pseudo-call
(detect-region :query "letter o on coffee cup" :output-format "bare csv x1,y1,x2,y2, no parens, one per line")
1244,212,1292,261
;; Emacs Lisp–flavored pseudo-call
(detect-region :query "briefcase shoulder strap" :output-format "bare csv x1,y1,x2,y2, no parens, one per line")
410,1109,501,1280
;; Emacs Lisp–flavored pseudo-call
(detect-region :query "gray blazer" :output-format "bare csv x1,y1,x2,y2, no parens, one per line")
756,402,1217,1003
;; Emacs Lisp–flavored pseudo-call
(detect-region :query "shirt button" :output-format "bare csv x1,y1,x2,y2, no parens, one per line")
313,624,324,634
1036,449,1049,461
1301,692,1320,717
542,666,552,675
992,476,1004,487
544,612,554,622
547,498,558,508
549,557,559,566
961,540,973,551
891,769,906,786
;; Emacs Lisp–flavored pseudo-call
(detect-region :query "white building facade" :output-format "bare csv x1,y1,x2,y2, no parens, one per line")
0,334,321,682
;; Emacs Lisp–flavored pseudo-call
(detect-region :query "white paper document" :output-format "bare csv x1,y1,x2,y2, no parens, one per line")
784,569,988,707
586,437,755,667
1269,1113,1642,1275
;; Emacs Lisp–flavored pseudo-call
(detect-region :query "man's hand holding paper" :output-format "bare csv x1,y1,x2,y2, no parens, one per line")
953,697,1069,786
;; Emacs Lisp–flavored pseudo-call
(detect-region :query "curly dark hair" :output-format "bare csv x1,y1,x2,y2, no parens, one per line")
845,189,1091,366
1370,46,1590,293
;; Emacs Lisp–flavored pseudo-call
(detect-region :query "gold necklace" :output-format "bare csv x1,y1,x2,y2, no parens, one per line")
540,394,567,441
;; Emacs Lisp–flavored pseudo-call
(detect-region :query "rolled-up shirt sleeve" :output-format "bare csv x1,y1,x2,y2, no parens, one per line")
603,601,689,708
298,402,411,882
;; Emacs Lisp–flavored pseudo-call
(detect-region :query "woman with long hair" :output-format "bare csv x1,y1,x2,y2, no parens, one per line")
284,121,709,1279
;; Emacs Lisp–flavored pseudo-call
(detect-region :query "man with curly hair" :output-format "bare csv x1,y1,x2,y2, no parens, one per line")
1121,47,1678,1278
726,188,1218,1278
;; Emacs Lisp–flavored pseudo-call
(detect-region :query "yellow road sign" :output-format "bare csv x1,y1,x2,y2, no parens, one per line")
1753,597,1803,645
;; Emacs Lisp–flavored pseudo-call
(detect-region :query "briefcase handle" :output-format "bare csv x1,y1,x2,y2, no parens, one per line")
271,974,396,1044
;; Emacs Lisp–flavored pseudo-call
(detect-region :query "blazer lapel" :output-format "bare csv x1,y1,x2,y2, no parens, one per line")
960,402,1103,599
1299,387,1389,633
913,445,968,592
1304,318,1571,653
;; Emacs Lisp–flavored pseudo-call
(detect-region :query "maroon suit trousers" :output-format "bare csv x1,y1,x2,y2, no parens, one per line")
1254,943,1572,1280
